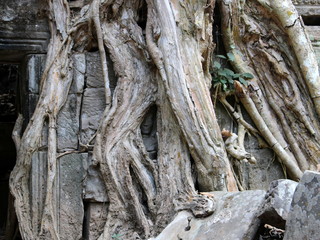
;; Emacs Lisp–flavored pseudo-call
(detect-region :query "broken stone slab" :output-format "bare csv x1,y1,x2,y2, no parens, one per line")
150,190,266,240
80,87,106,144
283,171,320,240
57,93,81,151
259,179,298,228
83,153,108,202
83,202,108,240
58,153,87,240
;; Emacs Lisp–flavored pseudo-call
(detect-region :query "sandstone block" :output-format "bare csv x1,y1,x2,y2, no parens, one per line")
257,179,298,233
83,153,108,202
57,94,81,150
80,88,105,144
152,190,266,240
284,171,320,240
83,203,108,240
70,53,85,94
86,52,104,88
58,153,87,240
25,54,46,93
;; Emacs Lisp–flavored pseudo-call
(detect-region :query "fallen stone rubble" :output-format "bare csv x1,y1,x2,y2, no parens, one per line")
150,171,320,240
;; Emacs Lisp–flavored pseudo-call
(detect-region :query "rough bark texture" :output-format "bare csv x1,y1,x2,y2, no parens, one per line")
9,0,235,239
8,0,320,239
219,0,320,180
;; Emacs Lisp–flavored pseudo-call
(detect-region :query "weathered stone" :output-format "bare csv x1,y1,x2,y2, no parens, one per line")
151,190,266,240
86,52,104,88
83,202,108,240
306,26,320,66
70,53,85,94
142,137,158,152
25,54,46,93
293,1,320,17
81,88,106,144
58,153,86,240
57,94,81,151
26,93,39,120
0,0,49,62
258,179,298,229
284,171,320,240
83,153,108,202
30,151,47,233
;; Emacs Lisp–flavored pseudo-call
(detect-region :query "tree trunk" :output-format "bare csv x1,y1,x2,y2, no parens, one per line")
8,0,320,239
219,0,320,180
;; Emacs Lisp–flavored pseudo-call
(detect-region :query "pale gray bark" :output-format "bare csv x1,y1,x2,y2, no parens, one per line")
219,0,320,180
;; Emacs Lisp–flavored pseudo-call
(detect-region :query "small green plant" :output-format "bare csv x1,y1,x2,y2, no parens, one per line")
212,51,253,92
112,233,123,240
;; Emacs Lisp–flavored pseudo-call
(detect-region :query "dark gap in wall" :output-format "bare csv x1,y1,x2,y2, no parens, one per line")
213,2,226,58
302,15,320,26
105,48,118,96
82,201,89,239
140,105,158,160
189,155,199,192
136,0,148,32
129,165,151,219
253,213,285,240
0,64,21,239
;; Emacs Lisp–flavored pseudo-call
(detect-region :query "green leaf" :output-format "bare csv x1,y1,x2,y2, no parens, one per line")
213,61,221,69
216,55,227,59
222,83,227,91
227,78,234,84
218,69,228,77
239,77,248,86
112,233,123,239
220,79,227,84
233,73,241,78
227,52,235,61
223,68,235,76
241,72,254,79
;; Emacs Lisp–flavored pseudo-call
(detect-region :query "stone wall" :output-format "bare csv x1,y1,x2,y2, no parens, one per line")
0,0,49,62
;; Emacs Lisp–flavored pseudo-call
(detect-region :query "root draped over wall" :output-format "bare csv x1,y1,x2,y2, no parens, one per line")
219,0,320,180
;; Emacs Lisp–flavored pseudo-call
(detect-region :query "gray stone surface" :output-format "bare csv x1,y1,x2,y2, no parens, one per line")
26,93,39,120
83,203,108,240
83,153,108,202
86,52,104,88
25,54,46,93
293,1,320,16
81,88,106,144
70,53,85,94
0,0,49,62
257,179,298,231
152,190,266,240
306,26,320,66
30,151,47,233
57,94,81,151
284,171,320,240
261,179,298,221
58,153,87,240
